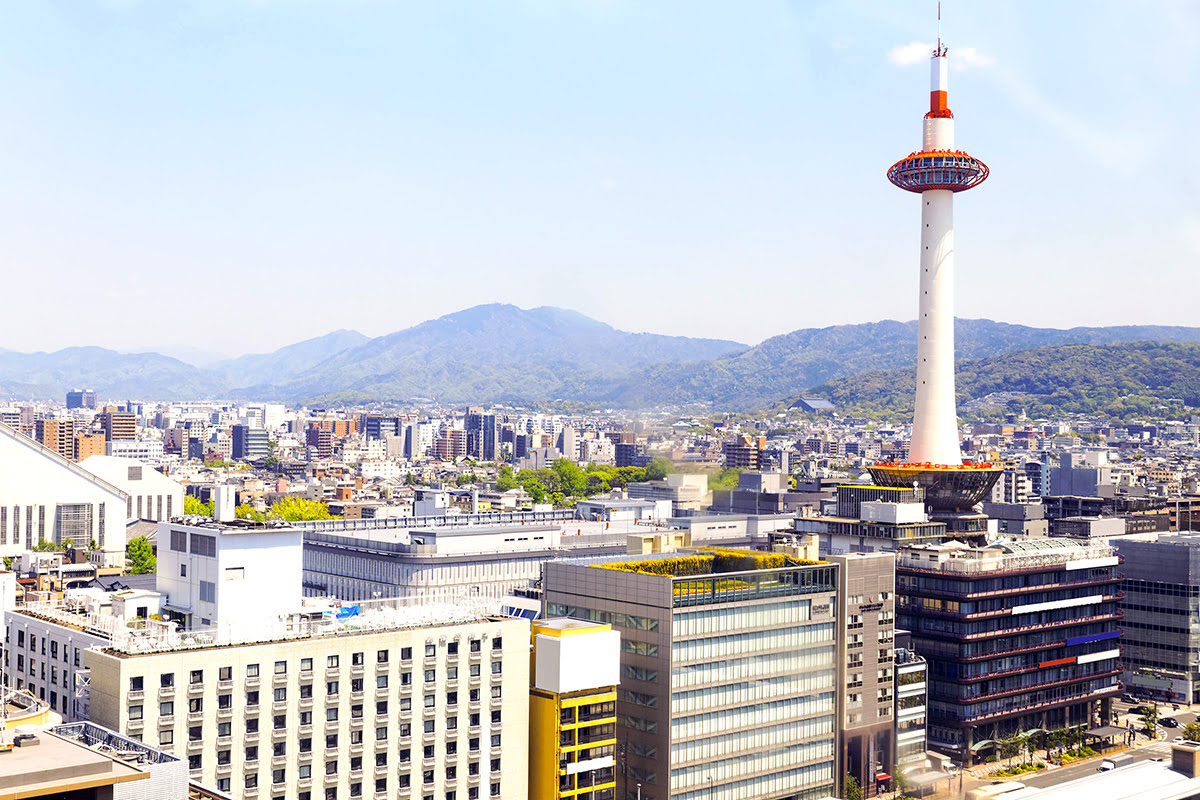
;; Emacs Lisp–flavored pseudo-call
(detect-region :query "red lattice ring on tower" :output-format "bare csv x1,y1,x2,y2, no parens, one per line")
887,149,989,193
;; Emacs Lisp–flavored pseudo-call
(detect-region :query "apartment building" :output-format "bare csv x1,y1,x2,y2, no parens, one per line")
529,618,620,800
543,549,839,800
99,411,138,442
897,539,1122,760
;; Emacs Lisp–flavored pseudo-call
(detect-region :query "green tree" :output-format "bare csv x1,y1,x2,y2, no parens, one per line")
708,467,742,491
843,774,863,800
270,497,339,521
184,495,214,517
1183,722,1200,743
62,537,74,551
495,466,517,492
126,536,156,575
644,457,672,481
1141,704,1160,734
32,539,60,552
456,474,478,487
3,556,15,571
235,504,266,522
552,459,587,497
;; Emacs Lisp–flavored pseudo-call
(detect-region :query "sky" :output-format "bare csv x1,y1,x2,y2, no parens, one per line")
1,1,1198,360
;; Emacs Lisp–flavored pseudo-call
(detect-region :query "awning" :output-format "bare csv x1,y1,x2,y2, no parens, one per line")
875,773,892,782
1086,725,1125,739
970,739,996,751
1024,728,1048,736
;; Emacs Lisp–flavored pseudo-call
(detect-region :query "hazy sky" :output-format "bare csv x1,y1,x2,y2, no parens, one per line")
2,1,1198,359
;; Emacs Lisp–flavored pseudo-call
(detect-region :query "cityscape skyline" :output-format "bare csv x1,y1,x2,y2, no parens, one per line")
1,1,1197,356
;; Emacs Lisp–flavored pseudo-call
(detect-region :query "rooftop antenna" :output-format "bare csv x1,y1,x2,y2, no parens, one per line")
935,2,947,57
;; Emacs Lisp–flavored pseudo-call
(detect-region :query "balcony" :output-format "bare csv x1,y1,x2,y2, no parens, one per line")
159,685,175,698
127,690,144,701
901,573,1122,602
938,667,1123,706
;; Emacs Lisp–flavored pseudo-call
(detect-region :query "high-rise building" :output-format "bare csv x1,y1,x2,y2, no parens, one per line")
528,618,620,800
1111,533,1200,702
99,411,137,442
544,550,839,800
830,553,897,798
897,539,1122,762
66,389,97,410
231,424,270,461
36,418,77,460
867,20,1000,512
362,415,403,441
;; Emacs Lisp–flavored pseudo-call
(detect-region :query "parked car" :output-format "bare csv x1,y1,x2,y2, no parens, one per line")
1162,717,1180,728
1175,737,1186,744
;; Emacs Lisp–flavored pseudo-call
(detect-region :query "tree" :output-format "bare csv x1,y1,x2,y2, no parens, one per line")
270,497,339,521
126,536,156,575
62,538,74,551
552,459,588,497
843,775,863,800
235,504,266,522
1141,704,1160,734
495,466,517,492
644,457,672,481
456,474,478,487
184,495,214,517
1183,722,1200,743
32,539,60,552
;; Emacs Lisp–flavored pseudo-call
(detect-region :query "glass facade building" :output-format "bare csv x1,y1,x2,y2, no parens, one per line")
543,554,838,800
897,540,1122,760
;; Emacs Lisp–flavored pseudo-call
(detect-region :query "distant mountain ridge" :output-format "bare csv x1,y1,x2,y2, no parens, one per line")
2,307,1200,408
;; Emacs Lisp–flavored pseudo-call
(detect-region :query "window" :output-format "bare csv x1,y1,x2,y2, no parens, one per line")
128,704,143,720
275,660,288,675
401,647,412,661
160,701,174,716
189,533,216,557
219,666,232,681
188,697,202,713
274,714,286,730
352,652,364,666
424,720,435,734
247,663,260,678
247,691,260,706
492,637,501,651
376,675,388,689
189,726,202,742
327,734,339,749
490,661,502,675
160,673,174,688
376,726,388,741
170,530,186,552
425,669,435,682
246,745,259,761
130,676,144,692
377,649,389,664
247,719,259,734
301,658,313,672
190,670,203,685
425,644,436,657
160,730,174,747
326,708,339,722
199,581,216,603
328,655,339,668
327,681,339,696
274,688,287,702
218,722,231,737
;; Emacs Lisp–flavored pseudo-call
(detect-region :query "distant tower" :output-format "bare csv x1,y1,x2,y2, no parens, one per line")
869,11,999,514
886,19,988,464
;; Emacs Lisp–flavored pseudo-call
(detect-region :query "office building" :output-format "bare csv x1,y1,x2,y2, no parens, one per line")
231,425,270,462
67,389,98,410
544,549,839,800
897,539,1122,760
362,415,403,442
893,632,928,770
300,512,751,601
795,485,947,557
614,443,648,469
830,553,897,797
1112,533,1200,702
0,423,127,564
625,474,709,515
528,618,620,800
721,436,765,470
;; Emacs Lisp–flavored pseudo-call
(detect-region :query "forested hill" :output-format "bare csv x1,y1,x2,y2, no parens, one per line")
808,342,1200,420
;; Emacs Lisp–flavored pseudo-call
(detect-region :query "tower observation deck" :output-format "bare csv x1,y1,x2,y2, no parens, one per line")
867,27,999,512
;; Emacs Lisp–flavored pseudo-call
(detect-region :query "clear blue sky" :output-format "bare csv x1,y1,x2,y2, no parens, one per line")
2,1,1197,359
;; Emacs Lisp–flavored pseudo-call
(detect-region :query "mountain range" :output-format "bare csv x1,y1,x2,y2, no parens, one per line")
2,304,1200,410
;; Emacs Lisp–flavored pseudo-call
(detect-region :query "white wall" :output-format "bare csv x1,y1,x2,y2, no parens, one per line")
0,426,126,560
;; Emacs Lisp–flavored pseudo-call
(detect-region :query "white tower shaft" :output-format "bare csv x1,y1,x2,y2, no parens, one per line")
910,53,961,465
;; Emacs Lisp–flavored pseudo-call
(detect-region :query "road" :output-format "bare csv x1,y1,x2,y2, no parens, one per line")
1016,739,1178,789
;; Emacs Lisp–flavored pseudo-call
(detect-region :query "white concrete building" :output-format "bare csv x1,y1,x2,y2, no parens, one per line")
81,455,184,523
156,519,303,640
0,423,127,565
105,438,166,464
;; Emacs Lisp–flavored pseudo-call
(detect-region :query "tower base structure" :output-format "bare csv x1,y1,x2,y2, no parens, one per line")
867,463,1001,513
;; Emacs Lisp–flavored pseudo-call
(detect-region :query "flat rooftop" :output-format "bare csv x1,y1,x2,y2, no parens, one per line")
1003,758,1200,800
20,593,502,657
0,730,148,798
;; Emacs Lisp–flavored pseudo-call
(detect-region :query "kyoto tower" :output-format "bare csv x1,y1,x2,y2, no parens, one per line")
868,12,1001,512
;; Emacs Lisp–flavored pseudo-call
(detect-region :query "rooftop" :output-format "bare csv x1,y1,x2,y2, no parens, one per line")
594,548,822,578
19,592,501,656
0,729,150,798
